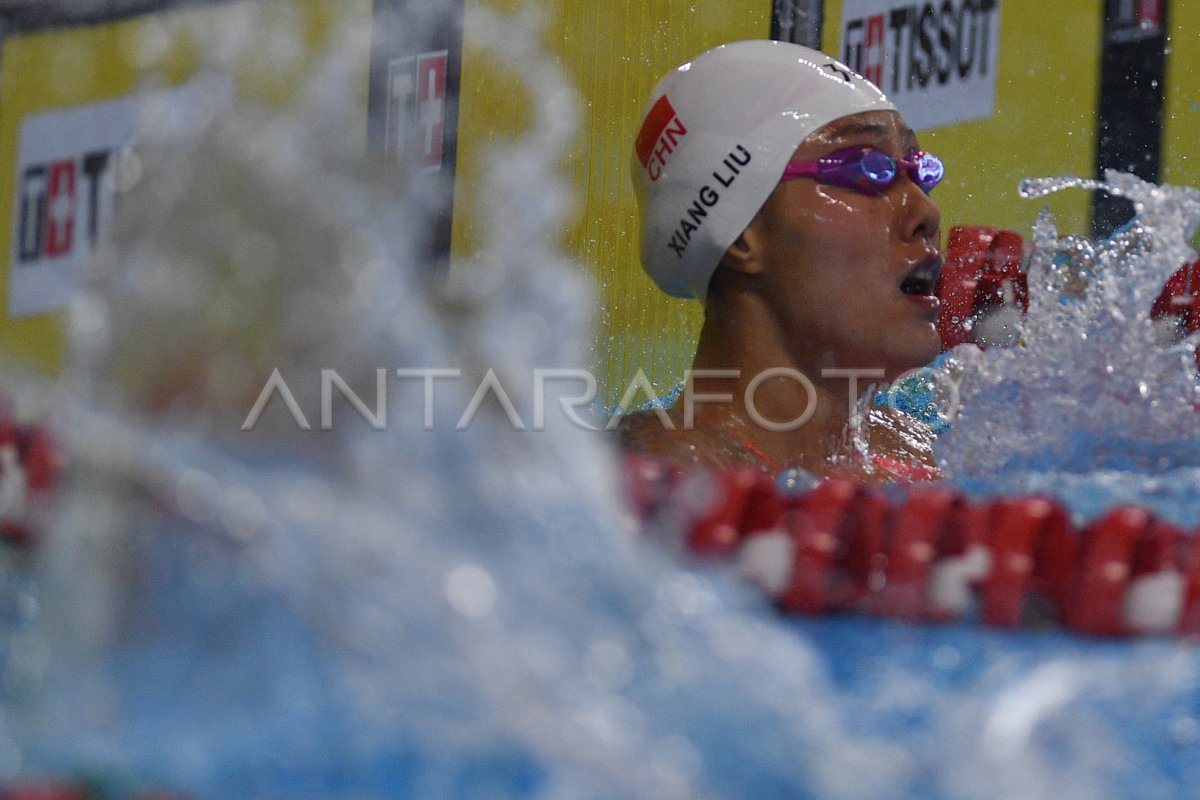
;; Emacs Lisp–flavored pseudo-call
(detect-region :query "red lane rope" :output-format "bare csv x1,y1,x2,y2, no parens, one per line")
622,454,1200,639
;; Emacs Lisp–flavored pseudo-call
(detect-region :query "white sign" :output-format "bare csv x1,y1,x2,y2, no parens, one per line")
8,76,233,318
839,0,1001,131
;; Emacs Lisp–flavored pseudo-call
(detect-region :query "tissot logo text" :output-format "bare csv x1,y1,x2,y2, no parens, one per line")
17,150,115,265
844,0,999,95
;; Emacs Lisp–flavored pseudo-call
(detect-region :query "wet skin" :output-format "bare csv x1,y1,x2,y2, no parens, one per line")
620,110,944,479
741,109,943,383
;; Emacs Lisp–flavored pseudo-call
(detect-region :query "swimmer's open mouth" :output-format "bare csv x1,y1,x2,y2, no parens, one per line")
900,259,942,296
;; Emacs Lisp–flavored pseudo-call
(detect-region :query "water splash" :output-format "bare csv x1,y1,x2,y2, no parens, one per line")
936,170,1200,484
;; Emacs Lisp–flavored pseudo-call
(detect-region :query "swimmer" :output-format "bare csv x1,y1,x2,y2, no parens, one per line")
619,40,944,481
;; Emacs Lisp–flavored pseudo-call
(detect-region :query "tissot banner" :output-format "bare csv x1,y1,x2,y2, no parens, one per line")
8,76,232,318
838,0,1001,131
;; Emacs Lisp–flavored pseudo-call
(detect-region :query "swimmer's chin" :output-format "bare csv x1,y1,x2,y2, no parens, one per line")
884,327,942,379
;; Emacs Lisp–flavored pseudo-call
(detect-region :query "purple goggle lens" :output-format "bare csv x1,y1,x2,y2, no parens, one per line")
780,146,944,196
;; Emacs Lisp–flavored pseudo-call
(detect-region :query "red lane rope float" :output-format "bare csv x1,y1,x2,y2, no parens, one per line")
1150,257,1200,338
0,781,88,800
935,225,1028,351
937,226,1199,369
1150,256,1200,375
0,780,187,800
622,455,1200,639
0,413,60,548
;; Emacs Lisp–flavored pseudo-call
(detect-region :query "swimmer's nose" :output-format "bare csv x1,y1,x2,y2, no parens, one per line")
899,177,942,247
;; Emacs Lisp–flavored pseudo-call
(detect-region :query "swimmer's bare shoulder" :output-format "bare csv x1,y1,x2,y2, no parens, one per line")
614,409,729,470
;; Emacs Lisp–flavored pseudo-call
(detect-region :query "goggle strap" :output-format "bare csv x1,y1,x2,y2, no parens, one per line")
779,163,820,181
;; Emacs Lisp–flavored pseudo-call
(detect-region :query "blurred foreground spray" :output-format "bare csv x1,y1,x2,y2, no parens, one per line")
2,5,905,799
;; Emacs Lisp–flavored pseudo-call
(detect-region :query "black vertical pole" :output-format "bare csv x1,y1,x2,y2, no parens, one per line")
772,0,824,48
367,0,464,273
1092,0,1168,238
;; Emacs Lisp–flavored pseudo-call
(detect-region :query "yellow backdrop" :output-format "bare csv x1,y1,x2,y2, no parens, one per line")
1164,0,1200,197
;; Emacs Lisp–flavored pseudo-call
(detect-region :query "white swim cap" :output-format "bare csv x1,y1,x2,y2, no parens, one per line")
631,40,897,300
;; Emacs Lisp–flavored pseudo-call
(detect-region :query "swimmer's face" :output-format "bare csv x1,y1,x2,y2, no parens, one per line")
740,109,942,380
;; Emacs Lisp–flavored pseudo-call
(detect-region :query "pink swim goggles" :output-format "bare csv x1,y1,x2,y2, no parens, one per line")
780,146,944,196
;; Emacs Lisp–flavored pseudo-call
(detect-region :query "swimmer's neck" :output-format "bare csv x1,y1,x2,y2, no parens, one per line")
690,291,866,462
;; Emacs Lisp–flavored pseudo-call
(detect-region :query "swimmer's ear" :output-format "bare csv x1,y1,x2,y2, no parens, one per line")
719,224,767,277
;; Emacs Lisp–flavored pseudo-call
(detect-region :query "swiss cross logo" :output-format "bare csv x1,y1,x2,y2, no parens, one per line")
386,50,449,171
635,96,687,182
44,161,75,257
